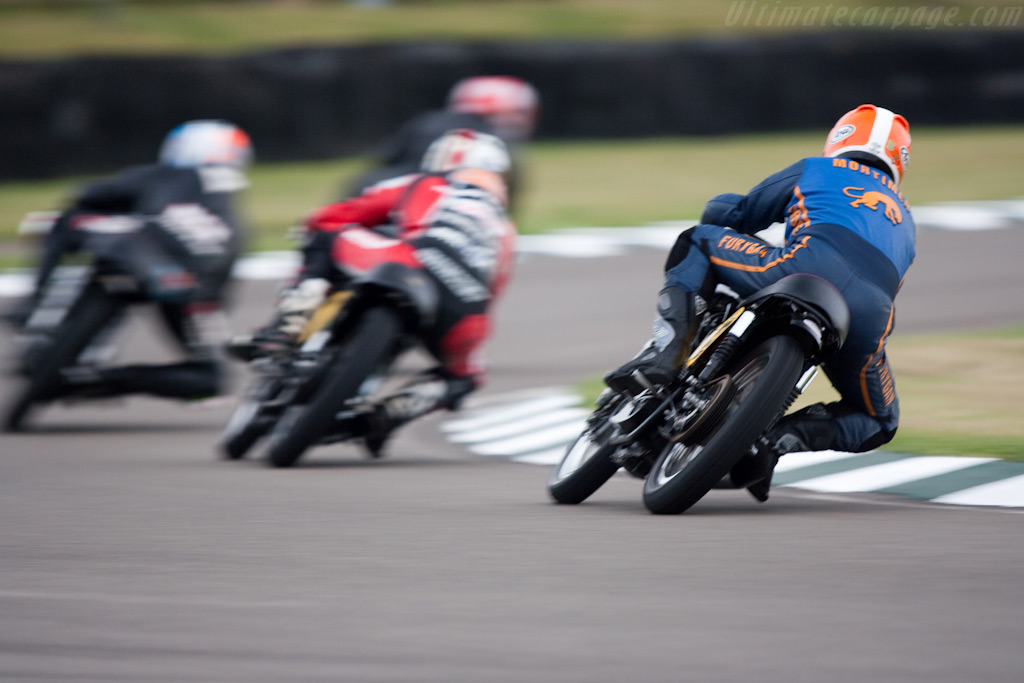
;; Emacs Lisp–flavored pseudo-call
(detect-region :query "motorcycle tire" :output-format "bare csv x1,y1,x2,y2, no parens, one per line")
218,400,266,460
3,282,120,432
548,419,621,505
264,306,402,468
642,335,805,515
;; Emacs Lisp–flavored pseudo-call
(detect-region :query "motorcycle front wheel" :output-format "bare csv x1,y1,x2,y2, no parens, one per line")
264,306,402,468
642,335,805,515
4,282,120,432
548,417,621,505
219,399,267,460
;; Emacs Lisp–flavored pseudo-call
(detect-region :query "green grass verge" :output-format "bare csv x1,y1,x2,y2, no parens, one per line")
3,1,1021,59
877,326,1024,461
576,327,1024,462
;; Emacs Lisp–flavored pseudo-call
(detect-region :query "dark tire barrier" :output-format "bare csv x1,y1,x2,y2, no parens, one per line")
2,30,1022,179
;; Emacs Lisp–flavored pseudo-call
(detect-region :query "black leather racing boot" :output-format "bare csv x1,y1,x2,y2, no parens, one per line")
738,403,838,502
604,286,698,395
226,278,330,361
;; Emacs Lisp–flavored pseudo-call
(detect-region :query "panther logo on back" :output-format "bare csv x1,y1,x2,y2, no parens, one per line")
842,187,903,225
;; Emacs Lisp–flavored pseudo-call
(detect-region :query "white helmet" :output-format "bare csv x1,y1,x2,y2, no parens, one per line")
159,120,253,168
421,128,511,175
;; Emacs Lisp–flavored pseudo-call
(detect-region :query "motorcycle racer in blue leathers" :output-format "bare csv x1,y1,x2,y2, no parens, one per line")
605,104,915,498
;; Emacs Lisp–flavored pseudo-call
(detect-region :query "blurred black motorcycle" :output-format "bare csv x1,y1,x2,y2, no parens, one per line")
4,211,232,431
218,262,439,468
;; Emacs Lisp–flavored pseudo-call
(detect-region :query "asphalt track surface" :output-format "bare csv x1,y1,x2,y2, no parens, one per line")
2,226,1024,682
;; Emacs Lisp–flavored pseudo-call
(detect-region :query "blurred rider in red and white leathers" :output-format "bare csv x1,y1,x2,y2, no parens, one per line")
346,75,538,215
232,129,517,454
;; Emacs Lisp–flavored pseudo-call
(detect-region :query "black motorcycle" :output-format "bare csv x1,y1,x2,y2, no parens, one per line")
4,214,228,432
218,263,439,468
548,273,850,514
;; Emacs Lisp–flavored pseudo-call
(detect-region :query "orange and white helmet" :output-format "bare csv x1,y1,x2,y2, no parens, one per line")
447,76,539,142
159,120,253,169
823,104,911,185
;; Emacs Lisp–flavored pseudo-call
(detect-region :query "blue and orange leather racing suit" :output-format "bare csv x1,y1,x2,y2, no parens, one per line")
665,156,916,452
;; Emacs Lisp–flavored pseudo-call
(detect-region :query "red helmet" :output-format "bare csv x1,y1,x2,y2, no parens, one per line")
447,76,539,142
823,105,911,185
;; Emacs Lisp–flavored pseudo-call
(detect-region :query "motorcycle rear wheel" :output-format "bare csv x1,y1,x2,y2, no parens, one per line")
4,283,120,432
548,418,621,504
264,306,402,468
642,335,805,515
